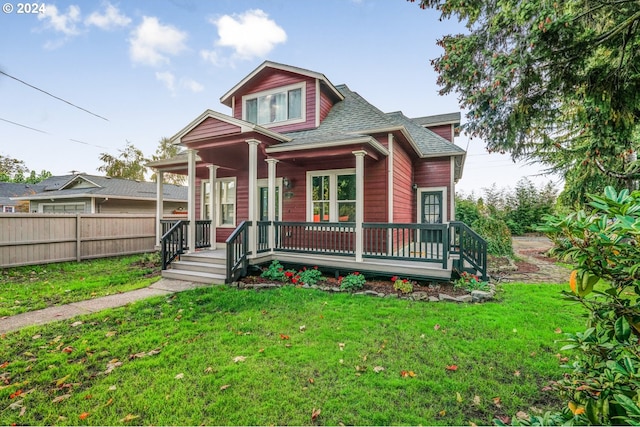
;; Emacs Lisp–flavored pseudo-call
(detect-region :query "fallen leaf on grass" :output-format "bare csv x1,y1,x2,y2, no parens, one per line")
52,394,71,403
400,370,416,377
445,365,458,371
473,395,481,406
120,414,139,423
104,359,122,375
9,389,23,399
32,334,41,340
434,324,441,331
308,378,315,384
514,370,521,377
8,399,24,410
79,412,90,420
554,328,562,334
373,366,385,373
108,385,117,391
280,334,290,340
105,331,116,337
220,384,230,391
493,396,502,408
233,356,246,363
516,411,530,421
338,343,345,351
55,374,71,387
456,392,463,403
311,408,321,421
204,367,214,373
438,410,446,417
496,415,511,424
299,325,306,332
62,346,73,354
71,321,83,327
175,373,184,379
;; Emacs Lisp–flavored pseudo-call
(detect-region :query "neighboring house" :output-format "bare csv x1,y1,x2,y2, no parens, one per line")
0,182,34,213
11,174,187,215
150,61,485,283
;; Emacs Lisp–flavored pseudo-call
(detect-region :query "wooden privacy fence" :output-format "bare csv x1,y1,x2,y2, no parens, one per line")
0,214,157,268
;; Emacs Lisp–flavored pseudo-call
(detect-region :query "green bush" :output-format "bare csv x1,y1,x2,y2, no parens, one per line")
528,186,640,425
339,272,366,292
296,267,323,286
260,260,290,282
391,276,414,294
471,215,513,256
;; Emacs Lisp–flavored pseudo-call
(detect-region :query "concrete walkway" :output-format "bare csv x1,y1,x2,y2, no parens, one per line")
0,279,206,335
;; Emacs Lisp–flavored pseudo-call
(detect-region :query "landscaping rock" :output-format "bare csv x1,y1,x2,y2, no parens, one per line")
412,292,430,301
439,293,462,302
471,290,493,302
429,296,440,302
457,295,473,303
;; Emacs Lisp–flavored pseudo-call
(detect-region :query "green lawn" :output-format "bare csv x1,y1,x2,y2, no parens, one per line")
0,282,585,425
0,254,161,317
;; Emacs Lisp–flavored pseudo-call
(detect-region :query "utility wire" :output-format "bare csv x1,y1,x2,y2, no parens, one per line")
0,117,49,134
0,70,109,122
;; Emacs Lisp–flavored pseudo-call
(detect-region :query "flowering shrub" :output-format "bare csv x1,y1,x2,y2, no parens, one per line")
453,271,489,292
339,272,366,291
260,260,290,282
260,261,323,286
296,266,323,286
391,276,414,294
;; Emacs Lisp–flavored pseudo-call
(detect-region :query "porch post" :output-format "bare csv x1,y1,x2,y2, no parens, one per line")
265,158,278,251
187,149,197,253
155,170,164,247
353,150,367,262
247,139,261,256
208,165,218,250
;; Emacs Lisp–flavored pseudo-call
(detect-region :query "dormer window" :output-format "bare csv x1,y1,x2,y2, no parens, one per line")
243,82,305,126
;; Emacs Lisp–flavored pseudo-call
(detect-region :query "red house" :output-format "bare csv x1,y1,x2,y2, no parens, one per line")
149,61,486,284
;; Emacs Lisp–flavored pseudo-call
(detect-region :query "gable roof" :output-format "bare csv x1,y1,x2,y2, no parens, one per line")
12,174,187,202
274,84,464,158
412,112,461,127
0,182,38,207
220,60,344,107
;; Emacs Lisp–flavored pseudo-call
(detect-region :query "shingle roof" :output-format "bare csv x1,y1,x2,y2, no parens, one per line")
280,85,464,157
16,174,187,201
412,112,461,127
0,182,38,206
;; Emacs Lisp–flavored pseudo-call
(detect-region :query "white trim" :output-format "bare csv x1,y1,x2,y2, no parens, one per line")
450,157,456,221
416,186,448,225
256,177,283,222
241,82,306,128
211,177,237,228
39,201,88,214
315,79,321,128
3,206,15,213
306,168,356,223
265,136,389,157
387,133,394,223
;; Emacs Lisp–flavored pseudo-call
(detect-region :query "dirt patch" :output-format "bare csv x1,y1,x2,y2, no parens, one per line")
493,236,570,284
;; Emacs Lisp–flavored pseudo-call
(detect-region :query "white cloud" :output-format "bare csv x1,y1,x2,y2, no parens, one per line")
38,4,82,36
203,9,286,63
129,16,188,67
156,71,176,94
85,3,131,30
181,78,204,93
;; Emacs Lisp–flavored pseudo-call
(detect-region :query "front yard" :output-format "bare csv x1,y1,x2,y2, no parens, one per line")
0,277,584,425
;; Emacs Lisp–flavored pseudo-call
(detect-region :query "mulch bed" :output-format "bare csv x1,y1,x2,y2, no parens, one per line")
238,275,471,298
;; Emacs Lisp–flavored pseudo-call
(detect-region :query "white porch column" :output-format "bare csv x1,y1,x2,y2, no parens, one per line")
187,149,197,253
265,158,278,251
155,170,164,247
247,139,261,256
353,150,367,262
208,165,219,250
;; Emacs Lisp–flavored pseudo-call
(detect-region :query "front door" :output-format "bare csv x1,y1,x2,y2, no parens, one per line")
421,191,443,243
258,186,280,244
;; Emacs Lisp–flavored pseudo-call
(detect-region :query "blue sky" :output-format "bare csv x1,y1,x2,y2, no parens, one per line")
0,0,557,194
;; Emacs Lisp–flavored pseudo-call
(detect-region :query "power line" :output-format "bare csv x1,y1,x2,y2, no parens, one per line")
0,117,49,134
0,70,109,122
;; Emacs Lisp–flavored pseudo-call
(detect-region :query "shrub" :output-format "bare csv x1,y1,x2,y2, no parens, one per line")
471,215,513,256
260,260,292,282
391,276,414,294
296,267,323,286
529,186,640,425
339,272,366,292
453,271,489,292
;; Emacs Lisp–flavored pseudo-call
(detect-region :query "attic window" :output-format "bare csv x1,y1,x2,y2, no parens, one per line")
243,82,305,126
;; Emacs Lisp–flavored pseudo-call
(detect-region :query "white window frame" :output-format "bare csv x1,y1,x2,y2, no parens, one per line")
242,82,306,128
306,168,356,223
39,202,87,214
3,206,15,213
203,177,237,228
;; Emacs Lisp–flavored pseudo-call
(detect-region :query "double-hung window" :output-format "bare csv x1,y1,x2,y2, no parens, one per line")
243,83,305,126
308,169,356,223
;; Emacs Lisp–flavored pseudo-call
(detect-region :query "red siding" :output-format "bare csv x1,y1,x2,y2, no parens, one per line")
393,143,414,223
319,87,334,123
414,157,452,221
426,124,453,143
232,70,318,133
364,157,387,222
182,117,240,143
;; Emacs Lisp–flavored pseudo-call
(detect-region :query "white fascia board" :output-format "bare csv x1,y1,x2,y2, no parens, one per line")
265,136,389,157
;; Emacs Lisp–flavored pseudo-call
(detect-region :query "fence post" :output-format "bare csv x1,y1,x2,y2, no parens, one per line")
76,214,82,262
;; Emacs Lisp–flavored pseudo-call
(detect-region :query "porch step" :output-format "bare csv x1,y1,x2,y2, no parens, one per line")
161,249,227,284
162,268,226,284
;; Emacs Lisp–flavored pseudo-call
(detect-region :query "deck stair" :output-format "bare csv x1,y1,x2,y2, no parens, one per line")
161,249,227,284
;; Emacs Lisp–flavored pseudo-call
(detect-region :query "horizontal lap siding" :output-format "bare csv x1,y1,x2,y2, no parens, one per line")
426,124,453,143
232,71,317,132
183,117,241,143
414,157,452,221
393,144,413,223
364,157,387,222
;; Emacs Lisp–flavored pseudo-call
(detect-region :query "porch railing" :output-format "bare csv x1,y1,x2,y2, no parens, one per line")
161,220,188,270
160,220,212,270
450,221,488,281
274,221,356,256
226,220,250,283
363,223,449,269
